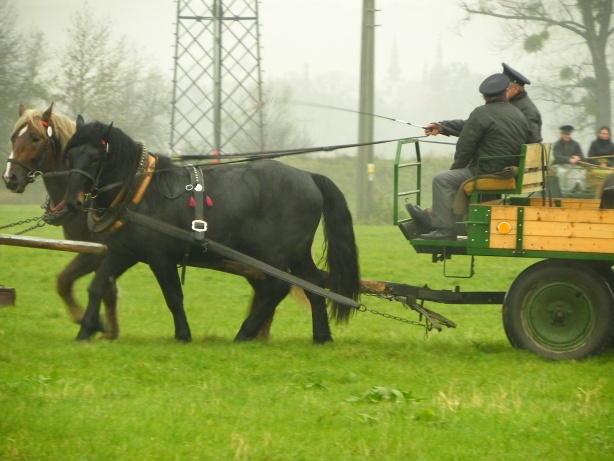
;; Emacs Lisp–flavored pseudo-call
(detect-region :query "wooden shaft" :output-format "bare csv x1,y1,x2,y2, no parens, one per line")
0,234,107,254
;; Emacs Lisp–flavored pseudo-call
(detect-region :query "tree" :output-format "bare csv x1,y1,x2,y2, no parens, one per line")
0,2,48,154
226,81,313,154
52,5,171,152
460,0,613,130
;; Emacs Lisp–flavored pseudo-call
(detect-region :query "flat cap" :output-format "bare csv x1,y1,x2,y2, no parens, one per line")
560,125,574,133
502,63,531,85
479,73,510,96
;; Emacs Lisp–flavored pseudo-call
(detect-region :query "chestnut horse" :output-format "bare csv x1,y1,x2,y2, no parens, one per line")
3,104,120,337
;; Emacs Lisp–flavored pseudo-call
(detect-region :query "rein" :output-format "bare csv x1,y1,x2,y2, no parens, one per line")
172,136,430,164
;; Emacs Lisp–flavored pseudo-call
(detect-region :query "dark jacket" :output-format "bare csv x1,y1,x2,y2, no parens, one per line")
552,139,583,165
439,91,541,145
509,90,542,143
587,138,614,166
443,99,528,174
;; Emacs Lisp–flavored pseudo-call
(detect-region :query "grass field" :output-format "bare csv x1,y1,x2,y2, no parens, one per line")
1,205,613,460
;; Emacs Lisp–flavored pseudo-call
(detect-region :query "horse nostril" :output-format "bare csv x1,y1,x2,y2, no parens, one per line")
3,175,17,190
66,200,82,212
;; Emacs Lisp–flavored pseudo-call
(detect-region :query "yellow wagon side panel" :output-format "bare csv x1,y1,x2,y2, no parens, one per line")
487,204,614,254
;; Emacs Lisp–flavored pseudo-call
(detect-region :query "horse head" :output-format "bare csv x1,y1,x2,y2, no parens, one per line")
3,103,76,193
63,115,120,215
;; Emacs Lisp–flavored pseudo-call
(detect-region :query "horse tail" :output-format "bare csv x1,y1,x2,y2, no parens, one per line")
311,173,361,324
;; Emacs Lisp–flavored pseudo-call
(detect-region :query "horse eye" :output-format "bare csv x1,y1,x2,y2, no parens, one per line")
30,134,41,143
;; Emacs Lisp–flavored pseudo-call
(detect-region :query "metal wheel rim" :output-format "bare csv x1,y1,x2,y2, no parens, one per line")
522,281,596,351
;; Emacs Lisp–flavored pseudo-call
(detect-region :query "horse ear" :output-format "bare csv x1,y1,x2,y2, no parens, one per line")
42,103,54,123
102,121,114,141
76,115,85,129
19,104,27,116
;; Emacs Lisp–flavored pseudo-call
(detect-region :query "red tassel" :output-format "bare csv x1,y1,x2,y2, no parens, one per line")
189,197,196,208
206,196,213,207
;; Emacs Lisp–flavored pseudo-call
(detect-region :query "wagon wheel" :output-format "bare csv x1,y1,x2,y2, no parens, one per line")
588,262,614,349
503,259,614,360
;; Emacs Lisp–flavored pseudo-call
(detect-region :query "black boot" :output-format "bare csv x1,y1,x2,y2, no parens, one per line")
405,203,432,233
418,228,457,241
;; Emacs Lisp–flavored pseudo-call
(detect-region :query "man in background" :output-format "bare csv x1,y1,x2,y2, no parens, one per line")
502,63,543,144
551,125,586,194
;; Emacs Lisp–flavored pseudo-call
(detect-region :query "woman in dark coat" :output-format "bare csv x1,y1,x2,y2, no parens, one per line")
588,126,614,167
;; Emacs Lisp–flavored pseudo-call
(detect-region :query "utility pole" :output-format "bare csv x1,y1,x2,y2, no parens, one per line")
357,0,377,221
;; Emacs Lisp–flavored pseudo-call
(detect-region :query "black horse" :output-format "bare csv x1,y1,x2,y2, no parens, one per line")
59,116,360,342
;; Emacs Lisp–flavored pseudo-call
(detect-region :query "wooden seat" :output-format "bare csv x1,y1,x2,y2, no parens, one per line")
466,143,552,203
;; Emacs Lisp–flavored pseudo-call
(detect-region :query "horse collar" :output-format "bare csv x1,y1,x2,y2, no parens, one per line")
88,144,157,234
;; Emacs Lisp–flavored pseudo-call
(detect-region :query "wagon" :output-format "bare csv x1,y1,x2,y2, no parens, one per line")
393,139,614,360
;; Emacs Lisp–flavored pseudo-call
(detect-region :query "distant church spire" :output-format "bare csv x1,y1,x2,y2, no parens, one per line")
434,36,443,71
388,36,402,83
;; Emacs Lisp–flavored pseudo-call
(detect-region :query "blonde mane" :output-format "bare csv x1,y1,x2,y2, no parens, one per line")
12,107,76,156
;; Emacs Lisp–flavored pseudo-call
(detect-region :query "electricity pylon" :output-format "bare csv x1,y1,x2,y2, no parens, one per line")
170,0,265,156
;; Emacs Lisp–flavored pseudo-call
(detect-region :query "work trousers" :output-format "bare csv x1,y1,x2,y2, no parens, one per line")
431,167,475,229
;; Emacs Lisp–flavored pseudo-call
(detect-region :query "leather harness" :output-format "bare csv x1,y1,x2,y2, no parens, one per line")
84,152,359,309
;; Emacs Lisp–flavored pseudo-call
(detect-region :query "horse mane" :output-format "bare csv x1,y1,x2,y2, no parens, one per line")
12,108,76,155
156,155,174,171
66,120,142,186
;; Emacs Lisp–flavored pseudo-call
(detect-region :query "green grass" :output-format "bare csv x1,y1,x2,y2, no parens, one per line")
1,205,613,461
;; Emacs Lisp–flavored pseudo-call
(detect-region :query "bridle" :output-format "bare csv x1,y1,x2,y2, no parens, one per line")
76,141,156,234
8,120,58,183
68,139,113,200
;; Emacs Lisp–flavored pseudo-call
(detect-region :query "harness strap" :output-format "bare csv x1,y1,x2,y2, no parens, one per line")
181,165,208,283
88,146,156,234
120,209,360,309
187,165,207,241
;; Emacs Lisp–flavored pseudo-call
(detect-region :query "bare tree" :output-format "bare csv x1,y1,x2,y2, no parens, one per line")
460,0,613,130
53,5,171,151
226,82,313,154
0,2,48,152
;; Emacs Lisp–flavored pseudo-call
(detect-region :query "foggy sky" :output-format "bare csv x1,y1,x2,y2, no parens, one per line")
17,0,514,81
15,1,560,146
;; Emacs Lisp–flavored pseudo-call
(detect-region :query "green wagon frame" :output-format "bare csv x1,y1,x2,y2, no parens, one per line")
393,139,614,360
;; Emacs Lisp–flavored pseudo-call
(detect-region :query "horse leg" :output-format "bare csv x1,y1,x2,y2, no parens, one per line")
57,253,120,339
251,286,311,339
255,312,274,340
235,277,290,341
100,280,119,340
56,253,99,324
290,258,332,343
245,289,272,340
244,287,278,340
77,254,135,341
149,261,191,342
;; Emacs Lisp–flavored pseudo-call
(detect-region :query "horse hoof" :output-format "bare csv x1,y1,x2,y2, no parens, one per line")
99,331,119,340
313,337,333,344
